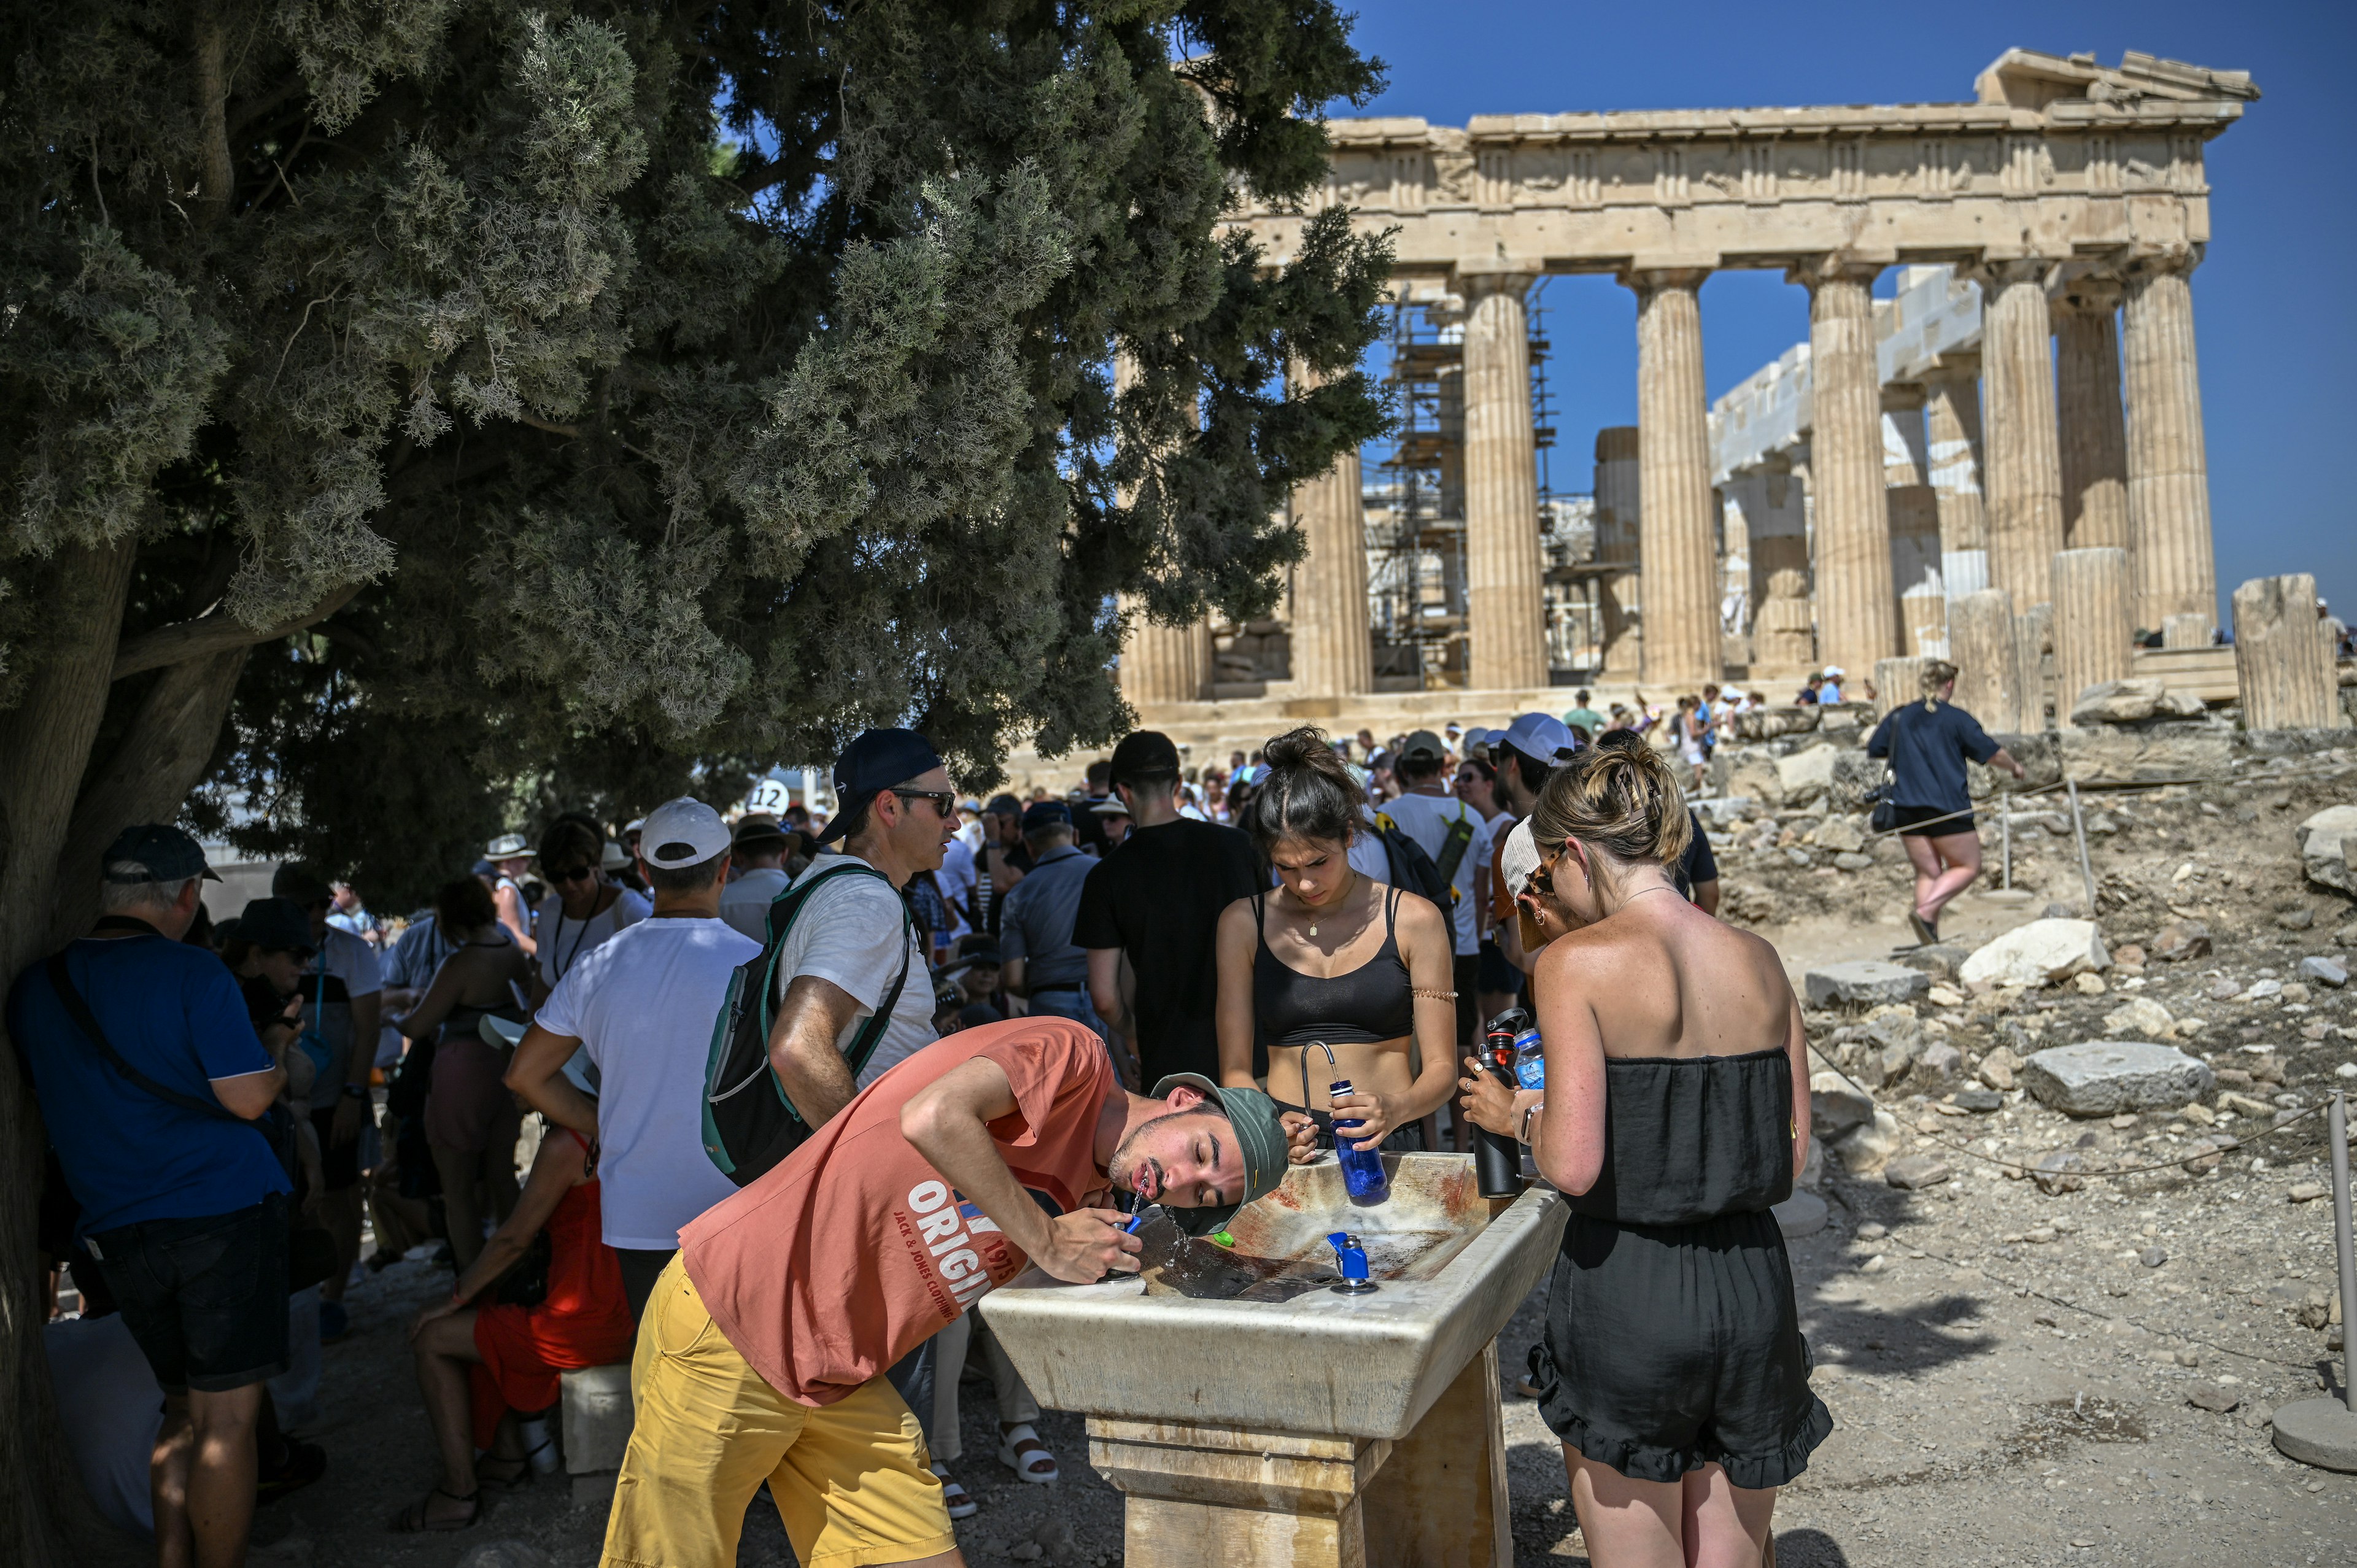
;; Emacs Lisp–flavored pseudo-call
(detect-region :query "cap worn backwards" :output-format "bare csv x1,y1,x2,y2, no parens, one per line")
640,797,733,869
816,728,945,846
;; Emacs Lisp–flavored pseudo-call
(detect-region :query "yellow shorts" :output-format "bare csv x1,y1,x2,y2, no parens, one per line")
598,1257,956,1568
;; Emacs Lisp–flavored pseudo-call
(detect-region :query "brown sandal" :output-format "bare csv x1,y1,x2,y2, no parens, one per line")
389,1488,479,1532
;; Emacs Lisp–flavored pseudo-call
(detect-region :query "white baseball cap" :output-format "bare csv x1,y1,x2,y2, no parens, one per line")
1498,711,1577,762
1500,819,1543,900
639,797,731,870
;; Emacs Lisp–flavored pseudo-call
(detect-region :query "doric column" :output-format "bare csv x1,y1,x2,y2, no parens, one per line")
1792,259,1896,681
1889,485,1946,657
1881,385,1929,487
1978,261,2065,613
2053,276,2129,555
1628,269,1719,690
2231,574,2338,730
1920,354,1988,598
1592,427,1642,676
1458,266,1548,691
1285,360,1372,701
1118,603,1209,705
2123,250,2218,639
1949,589,2026,733
2051,546,2132,724
1733,458,1813,676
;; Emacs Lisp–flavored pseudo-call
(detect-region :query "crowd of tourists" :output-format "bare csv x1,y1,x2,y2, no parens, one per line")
15,655,2056,1567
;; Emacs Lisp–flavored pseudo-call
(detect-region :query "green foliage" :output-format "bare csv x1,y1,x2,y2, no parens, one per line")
0,0,1391,896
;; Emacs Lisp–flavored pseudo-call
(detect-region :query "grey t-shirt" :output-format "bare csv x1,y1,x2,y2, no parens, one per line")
996,844,1094,990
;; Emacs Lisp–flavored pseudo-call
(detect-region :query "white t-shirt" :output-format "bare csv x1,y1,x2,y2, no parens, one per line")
1377,792,1480,956
298,925,384,1110
717,867,791,945
534,886,652,992
772,853,937,1091
1347,806,1391,885
1468,811,1507,938
934,839,977,945
536,916,757,1250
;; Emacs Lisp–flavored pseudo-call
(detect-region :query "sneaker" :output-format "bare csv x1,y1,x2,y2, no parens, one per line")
319,1301,350,1344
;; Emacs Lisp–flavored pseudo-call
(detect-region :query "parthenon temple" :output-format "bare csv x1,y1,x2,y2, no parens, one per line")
1115,47,2262,743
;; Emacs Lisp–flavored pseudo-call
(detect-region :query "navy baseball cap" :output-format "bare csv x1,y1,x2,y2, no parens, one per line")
816,728,945,844
1020,800,1072,832
101,824,219,884
234,897,315,954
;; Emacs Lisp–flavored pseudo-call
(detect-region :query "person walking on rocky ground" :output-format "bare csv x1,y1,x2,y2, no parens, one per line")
1457,744,1829,1568
1864,657,2028,946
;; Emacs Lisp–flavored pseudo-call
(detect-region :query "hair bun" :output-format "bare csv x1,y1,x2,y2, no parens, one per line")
1530,737,1690,868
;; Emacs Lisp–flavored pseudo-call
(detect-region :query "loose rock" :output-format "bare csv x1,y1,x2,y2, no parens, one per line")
1833,1110,1902,1176
2187,1387,2240,1414
2140,1245,2167,1267
2296,805,2357,893
2101,997,2175,1039
2152,921,2212,962
1808,1073,1876,1140
1810,814,1866,854
2020,1041,2216,1116
1833,851,1874,871
1952,1089,2003,1112
2288,1183,2326,1203
2034,1151,2086,1195
1803,960,1931,1008
2297,955,2347,989
1958,919,2110,990
1885,1153,1953,1189
2070,678,2168,724
2277,906,2315,931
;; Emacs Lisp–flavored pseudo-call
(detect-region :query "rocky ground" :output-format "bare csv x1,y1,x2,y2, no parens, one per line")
233,726,2357,1568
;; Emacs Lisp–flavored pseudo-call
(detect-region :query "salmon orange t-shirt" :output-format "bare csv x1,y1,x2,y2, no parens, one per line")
680,1016,1117,1408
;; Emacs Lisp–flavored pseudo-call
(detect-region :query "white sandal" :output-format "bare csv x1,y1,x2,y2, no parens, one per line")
996,1422,1059,1484
931,1462,977,1519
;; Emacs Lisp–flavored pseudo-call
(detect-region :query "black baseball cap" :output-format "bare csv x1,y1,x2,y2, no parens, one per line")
101,824,219,884
235,897,316,954
272,862,333,905
1021,800,1072,832
816,728,944,845
1109,730,1181,787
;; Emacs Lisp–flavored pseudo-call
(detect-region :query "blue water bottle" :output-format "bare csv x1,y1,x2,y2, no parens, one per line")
1328,1076,1392,1206
1512,1025,1546,1091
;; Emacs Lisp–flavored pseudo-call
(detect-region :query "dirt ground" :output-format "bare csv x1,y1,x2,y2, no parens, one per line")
238,743,2357,1568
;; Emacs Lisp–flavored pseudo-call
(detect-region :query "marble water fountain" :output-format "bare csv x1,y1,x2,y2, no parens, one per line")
980,1154,1568,1568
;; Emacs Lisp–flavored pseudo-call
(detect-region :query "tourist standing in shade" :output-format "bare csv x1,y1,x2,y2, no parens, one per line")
1865,657,2027,945
1457,746,1830,1568
532,814,651,1001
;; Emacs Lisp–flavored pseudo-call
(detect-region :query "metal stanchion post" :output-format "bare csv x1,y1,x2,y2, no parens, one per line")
2001,807,2012,890
2065,776,2096,913
2272,1091,2357,1469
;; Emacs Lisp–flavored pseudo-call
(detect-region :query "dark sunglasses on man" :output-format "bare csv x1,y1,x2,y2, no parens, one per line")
550,863,598,886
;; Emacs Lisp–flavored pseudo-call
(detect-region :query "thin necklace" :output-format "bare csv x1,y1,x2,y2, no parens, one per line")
1307,870,1358,938
1617,884,1682,912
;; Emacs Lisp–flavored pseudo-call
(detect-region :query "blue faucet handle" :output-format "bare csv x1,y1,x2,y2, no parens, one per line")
1326,1231,1371,1280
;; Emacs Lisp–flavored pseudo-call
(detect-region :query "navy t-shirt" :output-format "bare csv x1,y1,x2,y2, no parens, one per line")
8,931,288,1233
1674,808,1720,898
1867,701,2002,814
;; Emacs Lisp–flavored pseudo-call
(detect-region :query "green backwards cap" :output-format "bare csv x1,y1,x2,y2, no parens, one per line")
1148,1073,1291,1237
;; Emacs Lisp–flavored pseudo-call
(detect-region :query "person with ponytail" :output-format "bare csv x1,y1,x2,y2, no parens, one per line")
1455,744,1829,1568
1214,727,1460,1156
1865,657,2028,946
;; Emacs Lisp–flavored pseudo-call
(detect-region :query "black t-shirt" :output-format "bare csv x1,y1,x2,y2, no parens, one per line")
1674,808,1719,898
1072,817,1263,1084
1867,701,2001,814
1072,796,1112,857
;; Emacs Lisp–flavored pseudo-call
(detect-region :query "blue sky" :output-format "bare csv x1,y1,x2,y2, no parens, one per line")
1328,0,2355,627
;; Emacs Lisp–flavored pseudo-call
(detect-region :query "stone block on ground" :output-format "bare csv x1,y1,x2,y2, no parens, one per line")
2296,805,2357,894
1810,814,1867,853
1914,1041,1963,1085
1774,1191,1829,1238
560,1364,634,1475
1895,944,1970,979
1958,919,2110,990
2019,1041,2216,1116
2297,955,2347,988
1833,1110,1901,1175
1977,1047,2019,1091
2070,677,2168,725
1804,960,1931,1008
2152,921,2212,962
2100,997,2175,1039
1884,1153,1953,1189
1808,1073,1875,1140
1774,744,1840,805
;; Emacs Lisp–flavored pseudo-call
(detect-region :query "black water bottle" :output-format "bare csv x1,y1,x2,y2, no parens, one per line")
1474,1008,1530,1199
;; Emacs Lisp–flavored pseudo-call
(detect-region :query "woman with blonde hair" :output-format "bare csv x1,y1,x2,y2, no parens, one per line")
1865,657,2027,945
1457,744,1828,1568
1215,727,1460,1156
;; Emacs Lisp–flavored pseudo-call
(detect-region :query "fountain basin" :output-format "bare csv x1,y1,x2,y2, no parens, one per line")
981,1154,1566,1442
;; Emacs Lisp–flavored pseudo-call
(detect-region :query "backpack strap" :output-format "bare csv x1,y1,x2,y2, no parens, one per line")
44,952,246,1122
759,861,916,1103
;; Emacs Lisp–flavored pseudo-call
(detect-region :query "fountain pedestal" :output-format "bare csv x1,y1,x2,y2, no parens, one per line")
1089,1340,1512,1568
982,1156,1565,1568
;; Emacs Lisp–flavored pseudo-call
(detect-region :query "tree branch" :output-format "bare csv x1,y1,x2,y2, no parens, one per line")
192,1,234,227
111,581,363,682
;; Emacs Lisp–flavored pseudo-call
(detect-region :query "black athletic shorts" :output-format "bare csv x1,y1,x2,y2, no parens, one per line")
91,1193,290,1394
1891,803,1973,838
1477,937,1522,997
310,1105,363,1191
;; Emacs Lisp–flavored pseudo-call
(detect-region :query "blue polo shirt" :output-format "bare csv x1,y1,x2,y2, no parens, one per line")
1867,701,2002,815
8,930,288,1234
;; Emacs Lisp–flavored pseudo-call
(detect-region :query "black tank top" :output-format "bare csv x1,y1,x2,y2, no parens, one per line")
1252,887,1415,1049
1568,1048,1795,1226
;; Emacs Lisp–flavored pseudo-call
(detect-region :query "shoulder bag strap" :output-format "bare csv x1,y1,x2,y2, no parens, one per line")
44,952,242,1122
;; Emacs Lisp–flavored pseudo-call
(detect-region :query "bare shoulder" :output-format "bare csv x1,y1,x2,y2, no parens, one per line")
1390,886,1449,938
1216,893,1261,935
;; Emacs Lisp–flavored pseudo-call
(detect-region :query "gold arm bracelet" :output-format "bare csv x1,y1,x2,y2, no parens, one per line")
1411,987,1458,1002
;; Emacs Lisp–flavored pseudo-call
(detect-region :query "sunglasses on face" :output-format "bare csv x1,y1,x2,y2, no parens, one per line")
552,865,597,884
890,789,958,817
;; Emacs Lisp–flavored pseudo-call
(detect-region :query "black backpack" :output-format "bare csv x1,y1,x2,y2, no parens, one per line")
1368,817,1454,911
701,861,913,1186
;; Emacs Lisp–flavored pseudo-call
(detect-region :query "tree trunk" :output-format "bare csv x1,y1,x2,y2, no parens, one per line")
0,538,141,1567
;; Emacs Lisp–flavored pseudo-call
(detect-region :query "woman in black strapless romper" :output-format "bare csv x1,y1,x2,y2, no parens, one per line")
1460,741,1830,1567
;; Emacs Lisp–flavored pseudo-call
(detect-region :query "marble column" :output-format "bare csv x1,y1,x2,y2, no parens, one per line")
1458,268,1549,691
2232,574,2338,730
1629,269,1720,690
1978,261,2065,614
1592,427,1642,676
1285,361,1372,703
2053,276,2129,557
2051,546,2132,724
1881,385,1929,486
1949,588,2026,733
1920,355,1989,599
1794,260,1896,681
1118,602,1209,705
2123,250,2218,639
1889,485,1946,657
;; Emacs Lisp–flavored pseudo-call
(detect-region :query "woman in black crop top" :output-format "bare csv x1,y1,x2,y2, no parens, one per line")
1213,728,1460,1156
1458,743,1829,1568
